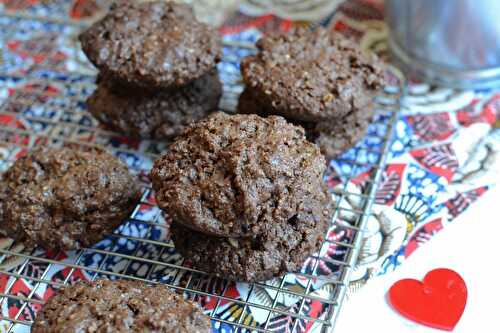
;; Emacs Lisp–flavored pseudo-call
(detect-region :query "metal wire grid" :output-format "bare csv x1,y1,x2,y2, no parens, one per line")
0,8,403,333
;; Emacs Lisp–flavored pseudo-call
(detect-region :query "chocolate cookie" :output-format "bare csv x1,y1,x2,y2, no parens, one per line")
32,279,211,333
238,88,373,160
304,111,372,160
79,1,222,89
0,147,140,250
170,181,332,282
151,112,327,238
87,70,222,140
240,27,384,122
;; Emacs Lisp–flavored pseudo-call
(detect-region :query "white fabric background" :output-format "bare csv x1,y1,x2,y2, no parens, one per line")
335,185,500,333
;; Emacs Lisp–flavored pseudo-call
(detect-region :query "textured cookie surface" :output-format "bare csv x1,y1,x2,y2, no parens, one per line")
241,27,384,122
32,279,211,333
171,181,331,282
303,111,372,160
79,1,221,89
87,70,222,139
151,112,327,237
0,147,140,250
238,88,372,160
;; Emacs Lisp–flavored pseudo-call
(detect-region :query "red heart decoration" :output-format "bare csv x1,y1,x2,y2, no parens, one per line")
388,268,467,331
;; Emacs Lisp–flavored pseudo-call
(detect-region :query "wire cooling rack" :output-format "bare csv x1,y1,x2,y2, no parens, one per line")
0,4,403,333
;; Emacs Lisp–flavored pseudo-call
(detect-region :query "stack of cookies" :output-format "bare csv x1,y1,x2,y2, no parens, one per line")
150,112,333,282
79,1,223,140
238,28,386,160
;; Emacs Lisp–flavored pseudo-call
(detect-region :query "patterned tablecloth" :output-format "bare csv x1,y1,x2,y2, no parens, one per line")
0,0,499,332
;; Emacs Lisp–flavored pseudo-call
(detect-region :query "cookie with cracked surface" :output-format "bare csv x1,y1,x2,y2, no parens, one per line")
0,147,140,250
240,27,384,122
170,182,332,282
79,1,222,89
32,279,211,333
87,70,222,140
238,87,373,160
151,112,328,238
